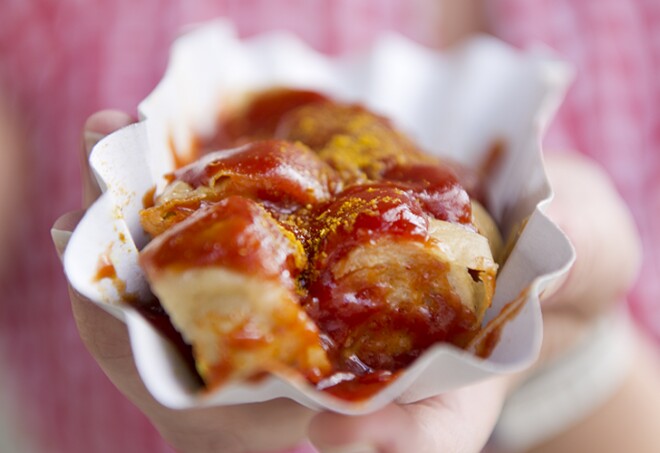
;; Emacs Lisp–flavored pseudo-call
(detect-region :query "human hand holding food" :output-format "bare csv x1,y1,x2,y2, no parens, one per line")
55,77,648,451
57,100,640,453
54,111,320,453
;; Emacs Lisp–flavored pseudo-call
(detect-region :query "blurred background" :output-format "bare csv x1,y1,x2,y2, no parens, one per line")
0,1,658,452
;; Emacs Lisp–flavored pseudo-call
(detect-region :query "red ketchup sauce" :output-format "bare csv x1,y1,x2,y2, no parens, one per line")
309,183,429,268
210,89,329,149
140,140,339,237
303,184,479,380
382,163,473,226
136,89,502,401
174,139,338,206
140,196,304,286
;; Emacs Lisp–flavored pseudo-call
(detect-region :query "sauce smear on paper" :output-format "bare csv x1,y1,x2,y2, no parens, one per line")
468,287,529,359
318,370,398,401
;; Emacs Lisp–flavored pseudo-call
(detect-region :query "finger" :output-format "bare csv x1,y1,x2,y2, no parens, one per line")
70,287,313,452
51,209,85,259
81,110,134,207
69,288,157,405
309,378,507,453
439,0,486,47
309,404,414,453
158,399,314,453
68,287,192,444
543,152,642,318
73,111,314,451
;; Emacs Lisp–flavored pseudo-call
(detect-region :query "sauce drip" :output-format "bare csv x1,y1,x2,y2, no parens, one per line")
142,186,157,209
94,254,117,281
318,370,397,401
468,287,529,359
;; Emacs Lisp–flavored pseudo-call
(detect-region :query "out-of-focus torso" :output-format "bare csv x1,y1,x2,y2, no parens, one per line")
0,1,657,451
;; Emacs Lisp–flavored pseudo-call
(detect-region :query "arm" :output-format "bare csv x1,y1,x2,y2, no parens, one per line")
54,4,660,450
529,330,660,453
306,151,651,453
517,154,659,453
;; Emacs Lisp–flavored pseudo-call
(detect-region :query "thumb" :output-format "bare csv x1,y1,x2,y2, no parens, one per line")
308,377,508,453
52,111,134,259
81,110,134,208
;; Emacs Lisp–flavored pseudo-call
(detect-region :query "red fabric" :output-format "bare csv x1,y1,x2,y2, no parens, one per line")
0,1,658,452
0,2,434,452
489,0,660,340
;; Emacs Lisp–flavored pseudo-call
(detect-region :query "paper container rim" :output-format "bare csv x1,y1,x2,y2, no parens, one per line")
62,20,575,414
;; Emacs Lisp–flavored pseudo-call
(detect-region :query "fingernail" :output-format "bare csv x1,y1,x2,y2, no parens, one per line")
51,228,72,261
84,131,105,155
51,210,84,260
540,269,570,303
319,442,378,453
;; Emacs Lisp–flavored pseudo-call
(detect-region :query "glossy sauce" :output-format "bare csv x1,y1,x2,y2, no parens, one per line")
140,196,305,286
318,370,397,401
303,184,479,373
210,88,329,149
309,183,429,268
173,140,338,206
382,163,472,225
140,140,340,237
137,89,502,400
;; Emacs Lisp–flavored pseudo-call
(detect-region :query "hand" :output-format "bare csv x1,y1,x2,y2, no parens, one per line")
307,378,508,453
54,111,315,453
305,152,643,453
54,111,642,453
535,152,641,366
56,111,508,453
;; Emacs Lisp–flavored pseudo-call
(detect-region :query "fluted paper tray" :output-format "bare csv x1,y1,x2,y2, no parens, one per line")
61,20,574,415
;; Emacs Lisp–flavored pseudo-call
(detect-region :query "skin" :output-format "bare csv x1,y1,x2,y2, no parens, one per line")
0,88,26,275
48,99,656,453
41,2,660,451
56,111,510,453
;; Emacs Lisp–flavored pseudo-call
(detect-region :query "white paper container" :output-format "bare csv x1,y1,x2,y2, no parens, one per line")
62,20,574,415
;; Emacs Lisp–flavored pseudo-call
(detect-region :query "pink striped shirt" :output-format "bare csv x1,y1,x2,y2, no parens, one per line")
0,1,658,452
490,0,660,338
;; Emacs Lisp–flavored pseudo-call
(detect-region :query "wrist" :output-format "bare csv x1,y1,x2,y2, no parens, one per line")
491,309,635,452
